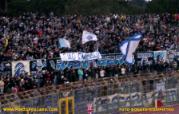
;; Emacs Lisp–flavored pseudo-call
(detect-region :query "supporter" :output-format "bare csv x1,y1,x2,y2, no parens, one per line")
121,65,126,75
99,68,105,78
44,70,52,85
95,68,99,79
3,77,13,93
174,57,179,70
53,71,59,85
84,69,89,80
11,85,19,93
34,70,43,88
0,78,4,94
77,68,84,80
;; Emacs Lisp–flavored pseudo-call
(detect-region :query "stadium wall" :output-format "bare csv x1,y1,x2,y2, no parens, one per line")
0,72,179,114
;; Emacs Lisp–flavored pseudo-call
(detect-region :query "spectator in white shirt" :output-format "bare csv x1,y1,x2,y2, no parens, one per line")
100,68,105,78
121,66,126,75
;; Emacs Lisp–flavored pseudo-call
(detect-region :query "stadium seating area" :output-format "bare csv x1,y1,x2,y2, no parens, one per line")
0,13,178,60
0,13,178,95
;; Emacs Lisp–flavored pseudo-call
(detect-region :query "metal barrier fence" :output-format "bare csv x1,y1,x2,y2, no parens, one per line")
0,72,179,114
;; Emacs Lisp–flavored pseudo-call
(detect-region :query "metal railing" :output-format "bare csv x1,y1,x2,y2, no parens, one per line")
0,71,179,114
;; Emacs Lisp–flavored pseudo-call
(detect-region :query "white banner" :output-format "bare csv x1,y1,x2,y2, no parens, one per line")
12,60,30,77
60,52,102,61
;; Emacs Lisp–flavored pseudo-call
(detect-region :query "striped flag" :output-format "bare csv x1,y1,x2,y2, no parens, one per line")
120,33,142,64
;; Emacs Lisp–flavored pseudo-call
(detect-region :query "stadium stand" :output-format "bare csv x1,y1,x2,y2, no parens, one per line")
0,13,178,95
0,12,178,114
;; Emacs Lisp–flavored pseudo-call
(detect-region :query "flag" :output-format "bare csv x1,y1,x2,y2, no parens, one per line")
120,33,142,64
59,38,71,48
82,30,97,44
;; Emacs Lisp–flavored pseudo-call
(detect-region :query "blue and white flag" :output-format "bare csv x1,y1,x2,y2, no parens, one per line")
82,30,98,44
59,38,71,48
120,33,142,64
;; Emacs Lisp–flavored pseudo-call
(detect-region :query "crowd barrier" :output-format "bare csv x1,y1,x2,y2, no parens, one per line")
0,71,179,114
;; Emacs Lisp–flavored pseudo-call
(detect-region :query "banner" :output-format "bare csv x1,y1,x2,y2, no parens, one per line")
136,52,153,65
60,52,102,61
31,59,47,71
137,52,153,59
153,51,167,62
96,59,123,67
55,59,123,70
167,50,176,62
102,54,122,60
12,61,30,77
2,50,178,75
56,61,90,70
0,62,11,73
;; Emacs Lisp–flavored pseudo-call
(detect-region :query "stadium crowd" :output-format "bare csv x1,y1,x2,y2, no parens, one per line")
0,13,178,61
0,61,178,94
0,13,178,95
